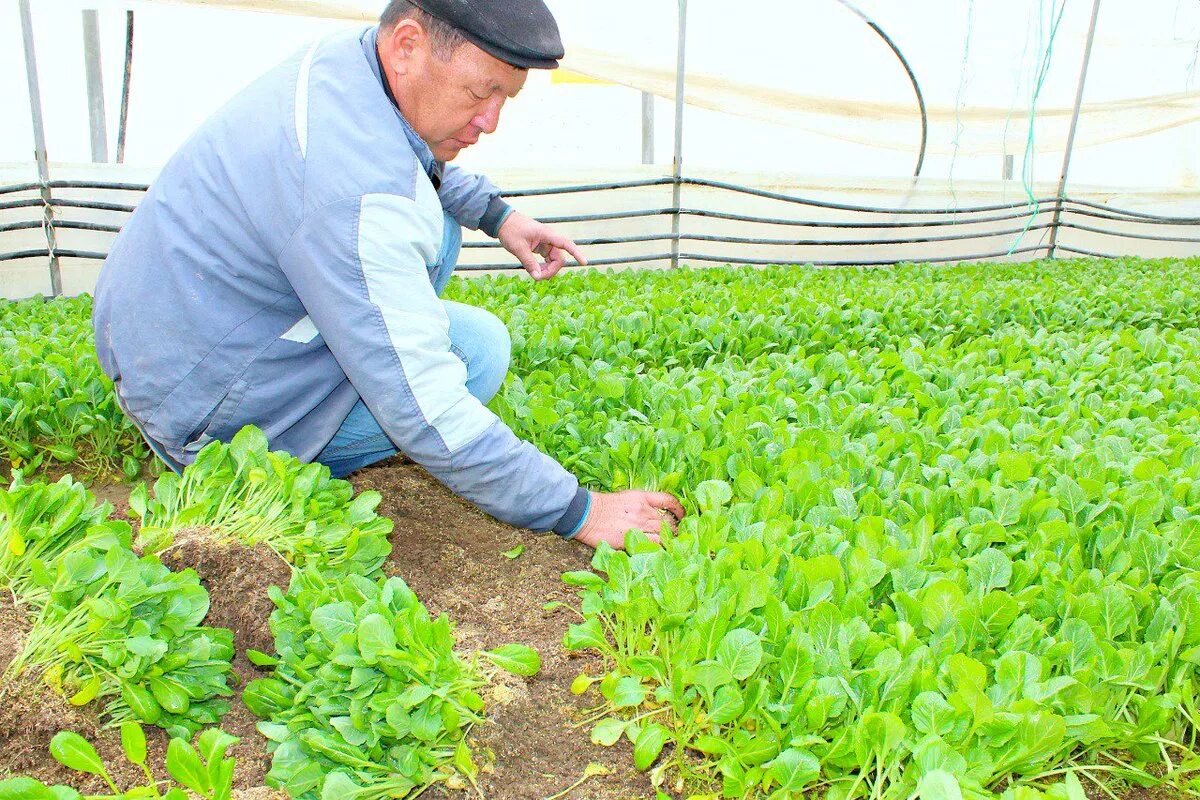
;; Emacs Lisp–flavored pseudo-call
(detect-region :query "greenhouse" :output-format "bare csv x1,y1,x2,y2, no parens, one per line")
1,0,1199,799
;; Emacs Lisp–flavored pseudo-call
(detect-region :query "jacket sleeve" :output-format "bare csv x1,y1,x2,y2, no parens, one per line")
277,193,588,534
438,163,513,237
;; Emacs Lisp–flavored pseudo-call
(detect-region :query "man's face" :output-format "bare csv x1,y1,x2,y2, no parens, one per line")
383,22,528,162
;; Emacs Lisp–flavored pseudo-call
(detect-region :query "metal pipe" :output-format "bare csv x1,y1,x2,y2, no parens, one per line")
462,223,1057,249
641,91,654,165
670,0,688,268
19,0,62,296
82,9,109,163
503,177,673,197
832,0,928,178
683,177,1061,214
117,10,134,163
674,244,1048,267
1047,0,1102,259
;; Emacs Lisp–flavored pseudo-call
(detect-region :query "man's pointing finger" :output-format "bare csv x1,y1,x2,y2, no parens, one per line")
553,235,588,266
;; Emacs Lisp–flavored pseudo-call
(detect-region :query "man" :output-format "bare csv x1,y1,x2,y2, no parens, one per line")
93,0,685,549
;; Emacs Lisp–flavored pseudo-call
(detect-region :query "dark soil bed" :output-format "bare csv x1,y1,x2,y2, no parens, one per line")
158,527,292,656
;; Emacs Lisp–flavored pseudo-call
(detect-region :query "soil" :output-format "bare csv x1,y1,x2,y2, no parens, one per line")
157,527,292,656
350,456,658,800
90,479,135,524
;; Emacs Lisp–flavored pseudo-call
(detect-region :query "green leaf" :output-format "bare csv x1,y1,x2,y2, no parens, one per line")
68,676,100,707
695,480,732,512
997,451,1032,482
197,728,239,765
166,738,211,794
1133,457,1167,480
562,570,604,589
564,618,608,650
121,684,161,725
47,443,78,463
149,678,190,714
0,777,60,800
920,580,966,632
120,722,147,766
708,685,746,725
49,732,108,780
501,544,525,559
590,718,625,746
966,548,1012,592
684,660,733,691
633,723,670,771
833,487,858,518
594,372,625,399
482,644,542,676
242,679,291,717
716,628,762,681
571,674,598,694
357,613,397,665
311,602,356,644
610,676,647,708
320,772,364,800
917,770,963,800
766,748,820,791
245,649,278,667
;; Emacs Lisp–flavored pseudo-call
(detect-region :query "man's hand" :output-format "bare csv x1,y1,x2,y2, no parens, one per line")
572,490,687,550
498,210,587,280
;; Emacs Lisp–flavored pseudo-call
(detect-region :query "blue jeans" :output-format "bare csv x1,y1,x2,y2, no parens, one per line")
316,212,512,478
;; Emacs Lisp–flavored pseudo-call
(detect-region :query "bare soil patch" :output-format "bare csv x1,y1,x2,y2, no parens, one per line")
158,527,292,656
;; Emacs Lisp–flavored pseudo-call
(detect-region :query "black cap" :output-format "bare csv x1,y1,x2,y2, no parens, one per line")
410,0,565,69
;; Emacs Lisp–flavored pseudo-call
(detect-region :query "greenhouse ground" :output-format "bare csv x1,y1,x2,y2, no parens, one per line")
2,258,1199,800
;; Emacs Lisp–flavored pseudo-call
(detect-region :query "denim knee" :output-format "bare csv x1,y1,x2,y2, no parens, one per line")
447,302,511,404
463,309,511,402
470,311,511,403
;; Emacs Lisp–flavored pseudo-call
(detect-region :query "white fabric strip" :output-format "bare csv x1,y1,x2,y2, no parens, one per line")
295,41,320,158
357,174,496,453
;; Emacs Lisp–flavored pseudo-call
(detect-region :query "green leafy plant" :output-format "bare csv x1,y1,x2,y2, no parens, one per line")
0,472,126,606
6,543,233,739
130,427,392,579
0,722,239,800
0,295,156,481
450,258,1200,799
245,567,540,800
0,474,235,739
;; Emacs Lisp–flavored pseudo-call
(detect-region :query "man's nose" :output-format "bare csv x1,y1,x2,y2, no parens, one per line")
473,96,504,135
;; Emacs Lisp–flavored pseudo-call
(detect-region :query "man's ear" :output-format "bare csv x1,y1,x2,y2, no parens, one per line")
385,17,425,76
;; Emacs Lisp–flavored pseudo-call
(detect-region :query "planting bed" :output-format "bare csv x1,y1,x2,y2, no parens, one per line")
0,257,1198,800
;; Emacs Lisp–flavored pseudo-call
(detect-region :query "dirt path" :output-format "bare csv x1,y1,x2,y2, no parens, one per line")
352,458,656,800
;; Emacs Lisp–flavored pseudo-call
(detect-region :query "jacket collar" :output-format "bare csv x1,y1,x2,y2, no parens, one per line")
362,26,444,189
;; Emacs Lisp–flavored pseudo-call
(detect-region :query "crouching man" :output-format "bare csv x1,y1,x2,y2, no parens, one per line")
93,0,684,548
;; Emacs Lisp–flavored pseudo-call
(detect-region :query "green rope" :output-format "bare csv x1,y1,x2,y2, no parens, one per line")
948,0,976,208
1009,0,1069,256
